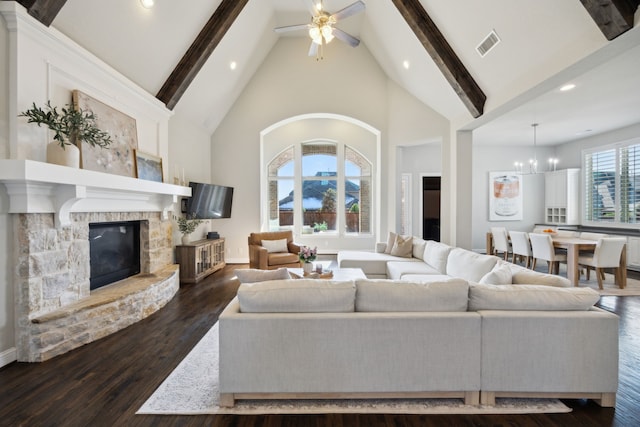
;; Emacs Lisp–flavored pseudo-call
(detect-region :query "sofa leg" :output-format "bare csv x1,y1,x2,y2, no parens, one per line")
480,391,496,406
594,392,616,407
464,391,480,405
219,393,235,407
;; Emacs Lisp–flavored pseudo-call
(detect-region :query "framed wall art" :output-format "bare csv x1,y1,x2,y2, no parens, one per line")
73,90,138,178
489,171,523,221
134,150,164,183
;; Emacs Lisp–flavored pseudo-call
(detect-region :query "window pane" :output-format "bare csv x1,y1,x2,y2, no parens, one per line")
303,179,337,232
269,179,294,231
585,149,616,222
345,178,371,234
302,143,337,177
268,147,294,177
620,145,640,223
345,146,371,176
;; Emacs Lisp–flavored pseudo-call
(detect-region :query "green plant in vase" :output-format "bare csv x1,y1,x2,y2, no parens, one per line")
19,101,112,167
174,214,204,245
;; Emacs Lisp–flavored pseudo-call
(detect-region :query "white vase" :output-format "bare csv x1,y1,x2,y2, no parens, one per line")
181,234,191,245
46,142,80,168
303,262,313,274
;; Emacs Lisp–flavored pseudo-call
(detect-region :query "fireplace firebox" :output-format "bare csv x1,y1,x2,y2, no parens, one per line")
89,221,141,290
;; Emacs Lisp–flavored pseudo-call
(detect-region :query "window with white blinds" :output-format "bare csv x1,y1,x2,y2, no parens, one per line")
584,139,640,225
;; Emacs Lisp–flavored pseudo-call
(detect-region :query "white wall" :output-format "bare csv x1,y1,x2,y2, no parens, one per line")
168,113,212,243
471,144,556,251
0,4,172,366
210,37,450,261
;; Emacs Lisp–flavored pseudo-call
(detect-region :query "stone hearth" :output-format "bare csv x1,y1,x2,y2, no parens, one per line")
1,160,191,362
14,211,178,362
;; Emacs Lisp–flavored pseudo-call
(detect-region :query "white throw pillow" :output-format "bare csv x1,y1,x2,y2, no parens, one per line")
479,264,512,285
390,234,413,257
423,241,452,274
446,248,498,282
262,238,288,253
468,283,600,311
235,268,291,283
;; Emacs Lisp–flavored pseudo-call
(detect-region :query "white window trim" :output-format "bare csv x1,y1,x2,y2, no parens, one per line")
582,137,640,229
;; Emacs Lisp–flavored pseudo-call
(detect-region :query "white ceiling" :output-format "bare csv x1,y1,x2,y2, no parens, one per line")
51,0,640,147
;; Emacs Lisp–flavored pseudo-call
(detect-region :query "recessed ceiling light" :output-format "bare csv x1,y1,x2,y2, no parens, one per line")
560,83,576,92
402,60,410,69
140,0,154,9
230,61,237,70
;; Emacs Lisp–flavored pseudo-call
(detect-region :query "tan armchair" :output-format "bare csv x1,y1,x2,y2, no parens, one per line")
248,230,301,270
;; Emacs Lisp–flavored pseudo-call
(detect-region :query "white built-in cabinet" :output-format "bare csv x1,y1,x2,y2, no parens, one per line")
544,168,580,225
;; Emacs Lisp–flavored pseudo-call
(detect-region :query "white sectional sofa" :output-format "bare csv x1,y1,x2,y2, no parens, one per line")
338,239,572,287
218,271,618,408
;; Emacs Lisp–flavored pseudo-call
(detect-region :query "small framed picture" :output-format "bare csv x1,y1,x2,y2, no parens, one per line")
134,150,164,183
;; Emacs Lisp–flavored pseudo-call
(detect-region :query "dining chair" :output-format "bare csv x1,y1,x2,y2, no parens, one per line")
529,233,567,274
509,231,533,268
490,227,511,260
578,237,627,289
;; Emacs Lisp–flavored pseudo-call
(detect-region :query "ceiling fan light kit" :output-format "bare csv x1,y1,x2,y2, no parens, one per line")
274,0,365,60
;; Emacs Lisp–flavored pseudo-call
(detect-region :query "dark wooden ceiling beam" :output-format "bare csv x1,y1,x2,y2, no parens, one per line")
156,0,249,110
16,0,67,27
391,0,486,118
579,0,640,40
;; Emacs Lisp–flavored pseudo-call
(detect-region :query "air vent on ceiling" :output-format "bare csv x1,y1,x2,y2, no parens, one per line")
476,30,500,57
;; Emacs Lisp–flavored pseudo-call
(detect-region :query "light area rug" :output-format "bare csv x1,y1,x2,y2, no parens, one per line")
531,263,640,296
137,323,571,416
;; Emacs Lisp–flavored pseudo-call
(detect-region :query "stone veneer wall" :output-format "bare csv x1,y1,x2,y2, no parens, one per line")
14,211,177,362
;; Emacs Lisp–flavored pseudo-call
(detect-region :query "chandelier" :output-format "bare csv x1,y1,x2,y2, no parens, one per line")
514,123,540,174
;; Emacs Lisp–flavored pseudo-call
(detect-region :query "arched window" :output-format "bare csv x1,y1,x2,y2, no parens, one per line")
267,141,372,236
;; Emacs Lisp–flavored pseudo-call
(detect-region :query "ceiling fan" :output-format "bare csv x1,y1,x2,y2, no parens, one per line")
274,0,366,59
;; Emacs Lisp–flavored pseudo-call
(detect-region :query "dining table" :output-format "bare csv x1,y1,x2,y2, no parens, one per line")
485,232,627,288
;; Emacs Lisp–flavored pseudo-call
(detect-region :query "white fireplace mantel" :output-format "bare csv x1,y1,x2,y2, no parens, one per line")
0,160,191,227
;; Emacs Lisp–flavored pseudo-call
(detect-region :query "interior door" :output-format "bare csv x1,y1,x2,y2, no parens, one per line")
423,176,441,241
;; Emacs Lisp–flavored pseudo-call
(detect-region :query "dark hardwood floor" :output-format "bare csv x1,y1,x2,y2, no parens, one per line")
1,264,638,427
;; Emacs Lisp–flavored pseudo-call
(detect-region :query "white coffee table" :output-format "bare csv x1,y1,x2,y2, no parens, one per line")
288,267,366,281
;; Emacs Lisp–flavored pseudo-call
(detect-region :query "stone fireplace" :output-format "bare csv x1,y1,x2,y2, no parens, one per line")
1,159,191,362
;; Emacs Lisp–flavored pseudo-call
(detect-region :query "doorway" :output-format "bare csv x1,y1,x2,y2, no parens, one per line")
423,176,441,241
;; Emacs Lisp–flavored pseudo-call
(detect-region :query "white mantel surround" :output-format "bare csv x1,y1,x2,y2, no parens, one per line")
1,159,191,362
0,159,190,226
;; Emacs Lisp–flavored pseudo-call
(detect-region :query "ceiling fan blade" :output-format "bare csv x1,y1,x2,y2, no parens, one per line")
331,1,365,21
274,24,310,33
332,28,360,47
308,41,320,57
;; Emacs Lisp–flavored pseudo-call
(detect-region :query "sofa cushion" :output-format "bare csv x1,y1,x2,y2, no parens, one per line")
412,237,427,260
446,248,498,282
478,264,512,285
505,262,571,287
237,279,355,313
386,260,440,280
468,283,600,311
338,250,415,277
356,278,469,312
423,241,453,273
235,267,291,283
390,234,413,257
400,274,453,283
262,238,288,253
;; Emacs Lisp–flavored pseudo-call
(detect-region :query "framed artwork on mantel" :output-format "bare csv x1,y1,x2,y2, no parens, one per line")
134,150,163,183
73,90,138,178
489,171,523,221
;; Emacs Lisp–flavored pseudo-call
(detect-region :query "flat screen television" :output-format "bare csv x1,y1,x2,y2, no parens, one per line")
186,182,234,219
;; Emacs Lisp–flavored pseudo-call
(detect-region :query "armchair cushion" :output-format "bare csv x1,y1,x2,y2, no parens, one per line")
262,238,288,253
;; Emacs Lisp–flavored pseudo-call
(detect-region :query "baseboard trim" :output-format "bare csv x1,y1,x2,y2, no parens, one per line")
0,347,17,368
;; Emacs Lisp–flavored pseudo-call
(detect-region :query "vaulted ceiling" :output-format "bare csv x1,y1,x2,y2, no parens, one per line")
16,0,640,147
